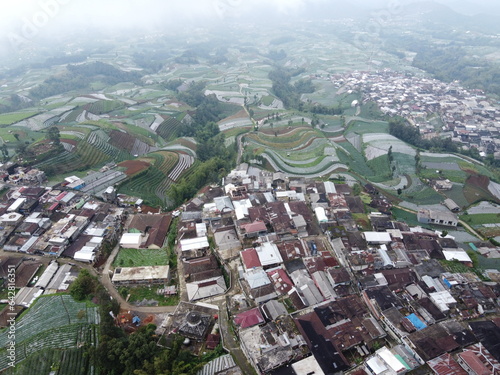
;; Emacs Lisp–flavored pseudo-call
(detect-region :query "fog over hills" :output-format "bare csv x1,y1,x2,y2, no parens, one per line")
0,0,499,65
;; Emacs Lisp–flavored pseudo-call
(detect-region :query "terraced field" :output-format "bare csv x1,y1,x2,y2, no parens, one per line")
3,347,95,375
86,129,130,161
0,294,99,372
155,117,183,142
117,147,194,206
146,151,179,174
85,100,124,115
244,126,350,176
117,165,167,206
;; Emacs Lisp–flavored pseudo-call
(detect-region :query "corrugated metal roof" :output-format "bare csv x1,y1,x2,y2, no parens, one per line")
197,354,237,375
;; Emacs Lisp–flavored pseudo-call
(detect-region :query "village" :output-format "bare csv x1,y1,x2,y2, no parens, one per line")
332,69,500,158
1,159,500,375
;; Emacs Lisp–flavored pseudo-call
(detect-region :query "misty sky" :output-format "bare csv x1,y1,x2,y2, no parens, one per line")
0,0,499,59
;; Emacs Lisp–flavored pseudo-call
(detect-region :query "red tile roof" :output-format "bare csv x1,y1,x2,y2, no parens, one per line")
241,221,267,234
241,248,261,269
234,307,264,329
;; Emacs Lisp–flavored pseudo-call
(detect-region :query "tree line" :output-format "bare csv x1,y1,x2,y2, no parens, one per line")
165,80,238,207
29,62,143,100
411,45,500,97
268,66,315,109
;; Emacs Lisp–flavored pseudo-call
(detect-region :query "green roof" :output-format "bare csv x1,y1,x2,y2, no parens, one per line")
75,198,86,209
395,354,411,370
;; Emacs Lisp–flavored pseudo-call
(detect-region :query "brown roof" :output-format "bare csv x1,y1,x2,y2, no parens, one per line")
328,267,351,284
206,333,220,350
381,268,417,291
287,201,313,222
276,240,307,261
14,261,42,288
129,213,172,248
0,305,24,328
183,255,218,275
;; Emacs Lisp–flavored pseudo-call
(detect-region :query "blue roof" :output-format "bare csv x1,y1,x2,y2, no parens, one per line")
406,313,426,331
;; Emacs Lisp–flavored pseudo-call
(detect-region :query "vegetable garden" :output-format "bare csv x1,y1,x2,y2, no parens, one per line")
0,294,99,372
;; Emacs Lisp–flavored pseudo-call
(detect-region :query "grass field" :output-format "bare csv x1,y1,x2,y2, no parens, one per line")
113,248,168,267
391,207,422,227
442,185,469,209
118,285,179,306
346,120,388,134
418,168,468,183
0,112,39,126
352,213,371,230
440,258,486,280
401,186,443,205
460,213,500,226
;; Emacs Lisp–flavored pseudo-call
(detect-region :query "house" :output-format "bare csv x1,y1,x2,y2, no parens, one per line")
178,310,213,341
239,221,267,238
179,236,210,259
417,209,458,227
213,228,241,259
314,206,328,223
183,255,221,282
267,268,294,295
363,231,392,244
241,248,261,270
260,300,287,321
366,346,408,375
428,353,468,375
291,356,326,375
119,232,143,248
326,267,351,287
443,198,460,212
434,180,453,191
186,276,226,301
234,307,265,329
127,213,171,249
255,242,283,268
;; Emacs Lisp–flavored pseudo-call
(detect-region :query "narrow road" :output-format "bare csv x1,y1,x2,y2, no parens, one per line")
218,299,257,375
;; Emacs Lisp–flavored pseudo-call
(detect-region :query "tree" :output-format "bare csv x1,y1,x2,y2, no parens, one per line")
352,184,362,196
440,230,448,238
69,269,98,301
46,126,60,145
13,133,20,142
397,188,402,195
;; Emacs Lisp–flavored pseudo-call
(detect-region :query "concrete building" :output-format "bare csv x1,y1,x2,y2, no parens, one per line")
112,265,170,285
417,209,458,227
